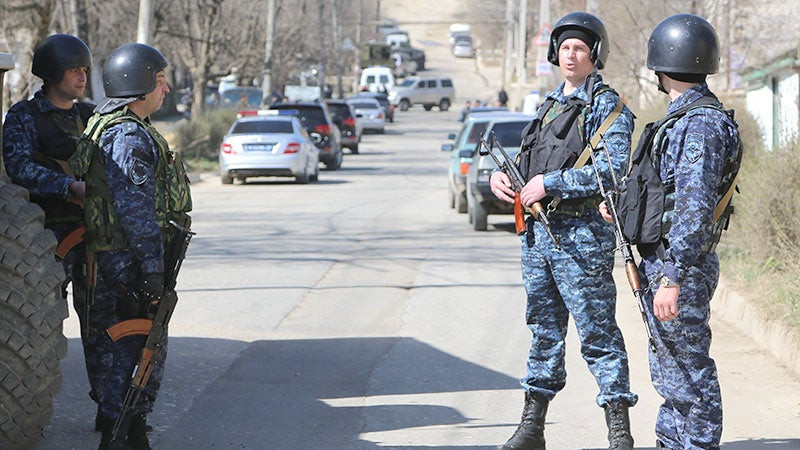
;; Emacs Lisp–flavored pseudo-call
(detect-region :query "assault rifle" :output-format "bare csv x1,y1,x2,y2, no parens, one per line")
586,138,657,353
106,219,195,442
478,132,558,247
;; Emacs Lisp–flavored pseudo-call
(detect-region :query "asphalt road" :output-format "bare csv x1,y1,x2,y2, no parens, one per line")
39,10,800,450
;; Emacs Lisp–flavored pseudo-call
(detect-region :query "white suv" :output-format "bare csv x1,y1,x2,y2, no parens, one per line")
388,76,455,111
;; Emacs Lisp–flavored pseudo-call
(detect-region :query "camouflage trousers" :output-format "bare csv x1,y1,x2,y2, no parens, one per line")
95,250,168,419
519,212,637,407
52,223,108,406
639,252,722,450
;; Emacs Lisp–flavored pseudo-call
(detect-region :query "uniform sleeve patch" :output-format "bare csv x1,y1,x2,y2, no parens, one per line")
128,158,150,185
684,133,704,164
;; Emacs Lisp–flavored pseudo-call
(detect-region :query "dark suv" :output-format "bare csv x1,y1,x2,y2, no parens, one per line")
325,100,361,154
270,102,343,170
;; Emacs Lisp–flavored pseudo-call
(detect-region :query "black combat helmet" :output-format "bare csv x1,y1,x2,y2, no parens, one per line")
32,34,92,84
547,12,609,69
102,43,168,98
647,14,719,74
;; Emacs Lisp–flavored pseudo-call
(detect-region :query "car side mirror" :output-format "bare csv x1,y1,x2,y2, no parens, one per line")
441,143,455,152
448,133,456,140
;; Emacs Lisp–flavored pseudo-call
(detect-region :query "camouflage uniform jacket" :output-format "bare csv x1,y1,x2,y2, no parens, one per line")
656,83,740,283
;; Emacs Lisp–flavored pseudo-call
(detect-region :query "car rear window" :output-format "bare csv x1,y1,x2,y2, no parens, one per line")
351,102,378,109
490,121,529,147
231,120,293,134
271,105,327,127
326,103,352,120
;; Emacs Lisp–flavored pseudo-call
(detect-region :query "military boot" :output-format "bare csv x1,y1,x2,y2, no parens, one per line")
604,402,634,450
97,419,115,450
125,414,152,450
499,391,548,449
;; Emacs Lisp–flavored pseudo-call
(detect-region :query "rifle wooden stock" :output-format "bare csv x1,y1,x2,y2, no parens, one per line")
624,261,641,292
514,195,525,235
106,318,154,341
55,225,86,259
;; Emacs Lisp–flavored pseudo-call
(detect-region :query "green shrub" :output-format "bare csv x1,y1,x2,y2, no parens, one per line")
174,110,237,161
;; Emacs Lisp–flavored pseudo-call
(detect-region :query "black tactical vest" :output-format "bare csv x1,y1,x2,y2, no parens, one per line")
617,96,742,253
518,96,586,182
26,100,94,226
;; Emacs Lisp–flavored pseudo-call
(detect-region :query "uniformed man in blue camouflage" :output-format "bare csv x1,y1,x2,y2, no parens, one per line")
69,42,192,450
490,12,637,450
602,14,741,450
1,34,115,431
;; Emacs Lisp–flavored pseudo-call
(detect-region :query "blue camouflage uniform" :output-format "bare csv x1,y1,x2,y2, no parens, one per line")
93,120,168,420
520,75,638,408
639,83,739,449
1,89,109,407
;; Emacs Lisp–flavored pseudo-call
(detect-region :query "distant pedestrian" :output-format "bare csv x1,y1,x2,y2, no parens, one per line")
458,100,472,122
498,87,509,106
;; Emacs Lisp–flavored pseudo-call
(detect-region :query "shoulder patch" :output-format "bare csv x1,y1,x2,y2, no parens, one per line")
684,133,704,164
121,122,139,135
129,158,150,185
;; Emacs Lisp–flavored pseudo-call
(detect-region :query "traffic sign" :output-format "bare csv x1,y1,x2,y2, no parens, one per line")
533,24,552,47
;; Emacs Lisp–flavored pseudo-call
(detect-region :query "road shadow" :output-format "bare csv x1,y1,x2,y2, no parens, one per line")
156,337,517,449
582,439,800,450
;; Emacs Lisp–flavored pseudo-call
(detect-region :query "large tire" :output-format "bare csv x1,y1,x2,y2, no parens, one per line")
471,199,488,231
0,181,68,449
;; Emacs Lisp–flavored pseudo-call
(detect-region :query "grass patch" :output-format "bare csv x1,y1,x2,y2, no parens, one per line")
715,99,800,333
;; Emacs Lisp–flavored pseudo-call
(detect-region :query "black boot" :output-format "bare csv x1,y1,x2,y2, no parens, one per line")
499,391,548,450
604,402,634,450
97,419,115,450
96,409,114,432
125,414,152,450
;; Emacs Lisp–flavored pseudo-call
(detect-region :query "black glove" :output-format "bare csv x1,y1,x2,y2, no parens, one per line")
138,272,165,303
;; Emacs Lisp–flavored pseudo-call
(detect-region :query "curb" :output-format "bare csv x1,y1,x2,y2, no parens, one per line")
712,277,800,376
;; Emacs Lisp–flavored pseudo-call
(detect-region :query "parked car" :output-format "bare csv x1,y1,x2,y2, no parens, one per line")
466,115,536,231
392,43,426,71
442,112,525,213
453,38,475,58
347,98,386,134
353,91,394,123
448,23,470,45
325,100,362,154
269,102,343,170
385,30,410,48
219,113,319,184
359,66,395,93
388,76,454,111
461,106,509,122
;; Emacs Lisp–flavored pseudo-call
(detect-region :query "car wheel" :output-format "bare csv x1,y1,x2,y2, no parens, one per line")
439,98,451,111
221,174,233,185
311,164,320,182
423,104,433,111
350,144,359,155
399,99,410,111
456,191,468,214
466,189,474,223
325,148,343,170
295,167,310,184
378,128,385,134
448,186,455,209
472,200,488,231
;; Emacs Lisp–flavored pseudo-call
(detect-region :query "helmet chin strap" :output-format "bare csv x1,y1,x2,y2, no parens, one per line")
655,72,668,94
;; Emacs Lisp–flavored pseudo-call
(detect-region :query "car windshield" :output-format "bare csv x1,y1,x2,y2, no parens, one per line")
398,79,415,87
465,122,490,145
351,102,378,109
490,121,529,147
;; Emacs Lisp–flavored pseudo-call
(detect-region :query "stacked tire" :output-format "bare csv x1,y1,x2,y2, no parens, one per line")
0,180,68,448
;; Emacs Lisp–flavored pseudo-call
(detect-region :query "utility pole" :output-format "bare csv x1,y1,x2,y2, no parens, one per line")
517,0,528,85
537,0,550,93
502,0,515,88
355,0,363,93
136,0,153,44
261,0,277,106
317,0,327,100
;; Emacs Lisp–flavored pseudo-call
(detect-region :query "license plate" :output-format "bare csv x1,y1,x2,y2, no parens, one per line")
243,143,274,152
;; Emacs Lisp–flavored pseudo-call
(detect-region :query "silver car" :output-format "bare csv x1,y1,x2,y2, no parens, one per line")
219,113,320,184
347,98,386,134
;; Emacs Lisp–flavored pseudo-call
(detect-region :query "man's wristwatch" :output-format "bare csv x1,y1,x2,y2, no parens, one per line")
660,276,680,288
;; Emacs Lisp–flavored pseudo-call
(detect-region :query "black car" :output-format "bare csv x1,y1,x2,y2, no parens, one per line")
269,102,343,170
325,100,361,154
393,43,426,71
352,91,395,123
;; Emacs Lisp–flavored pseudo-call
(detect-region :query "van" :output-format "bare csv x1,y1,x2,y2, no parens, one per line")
359,66,395,94
387,76,455,111
385,31,410,48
